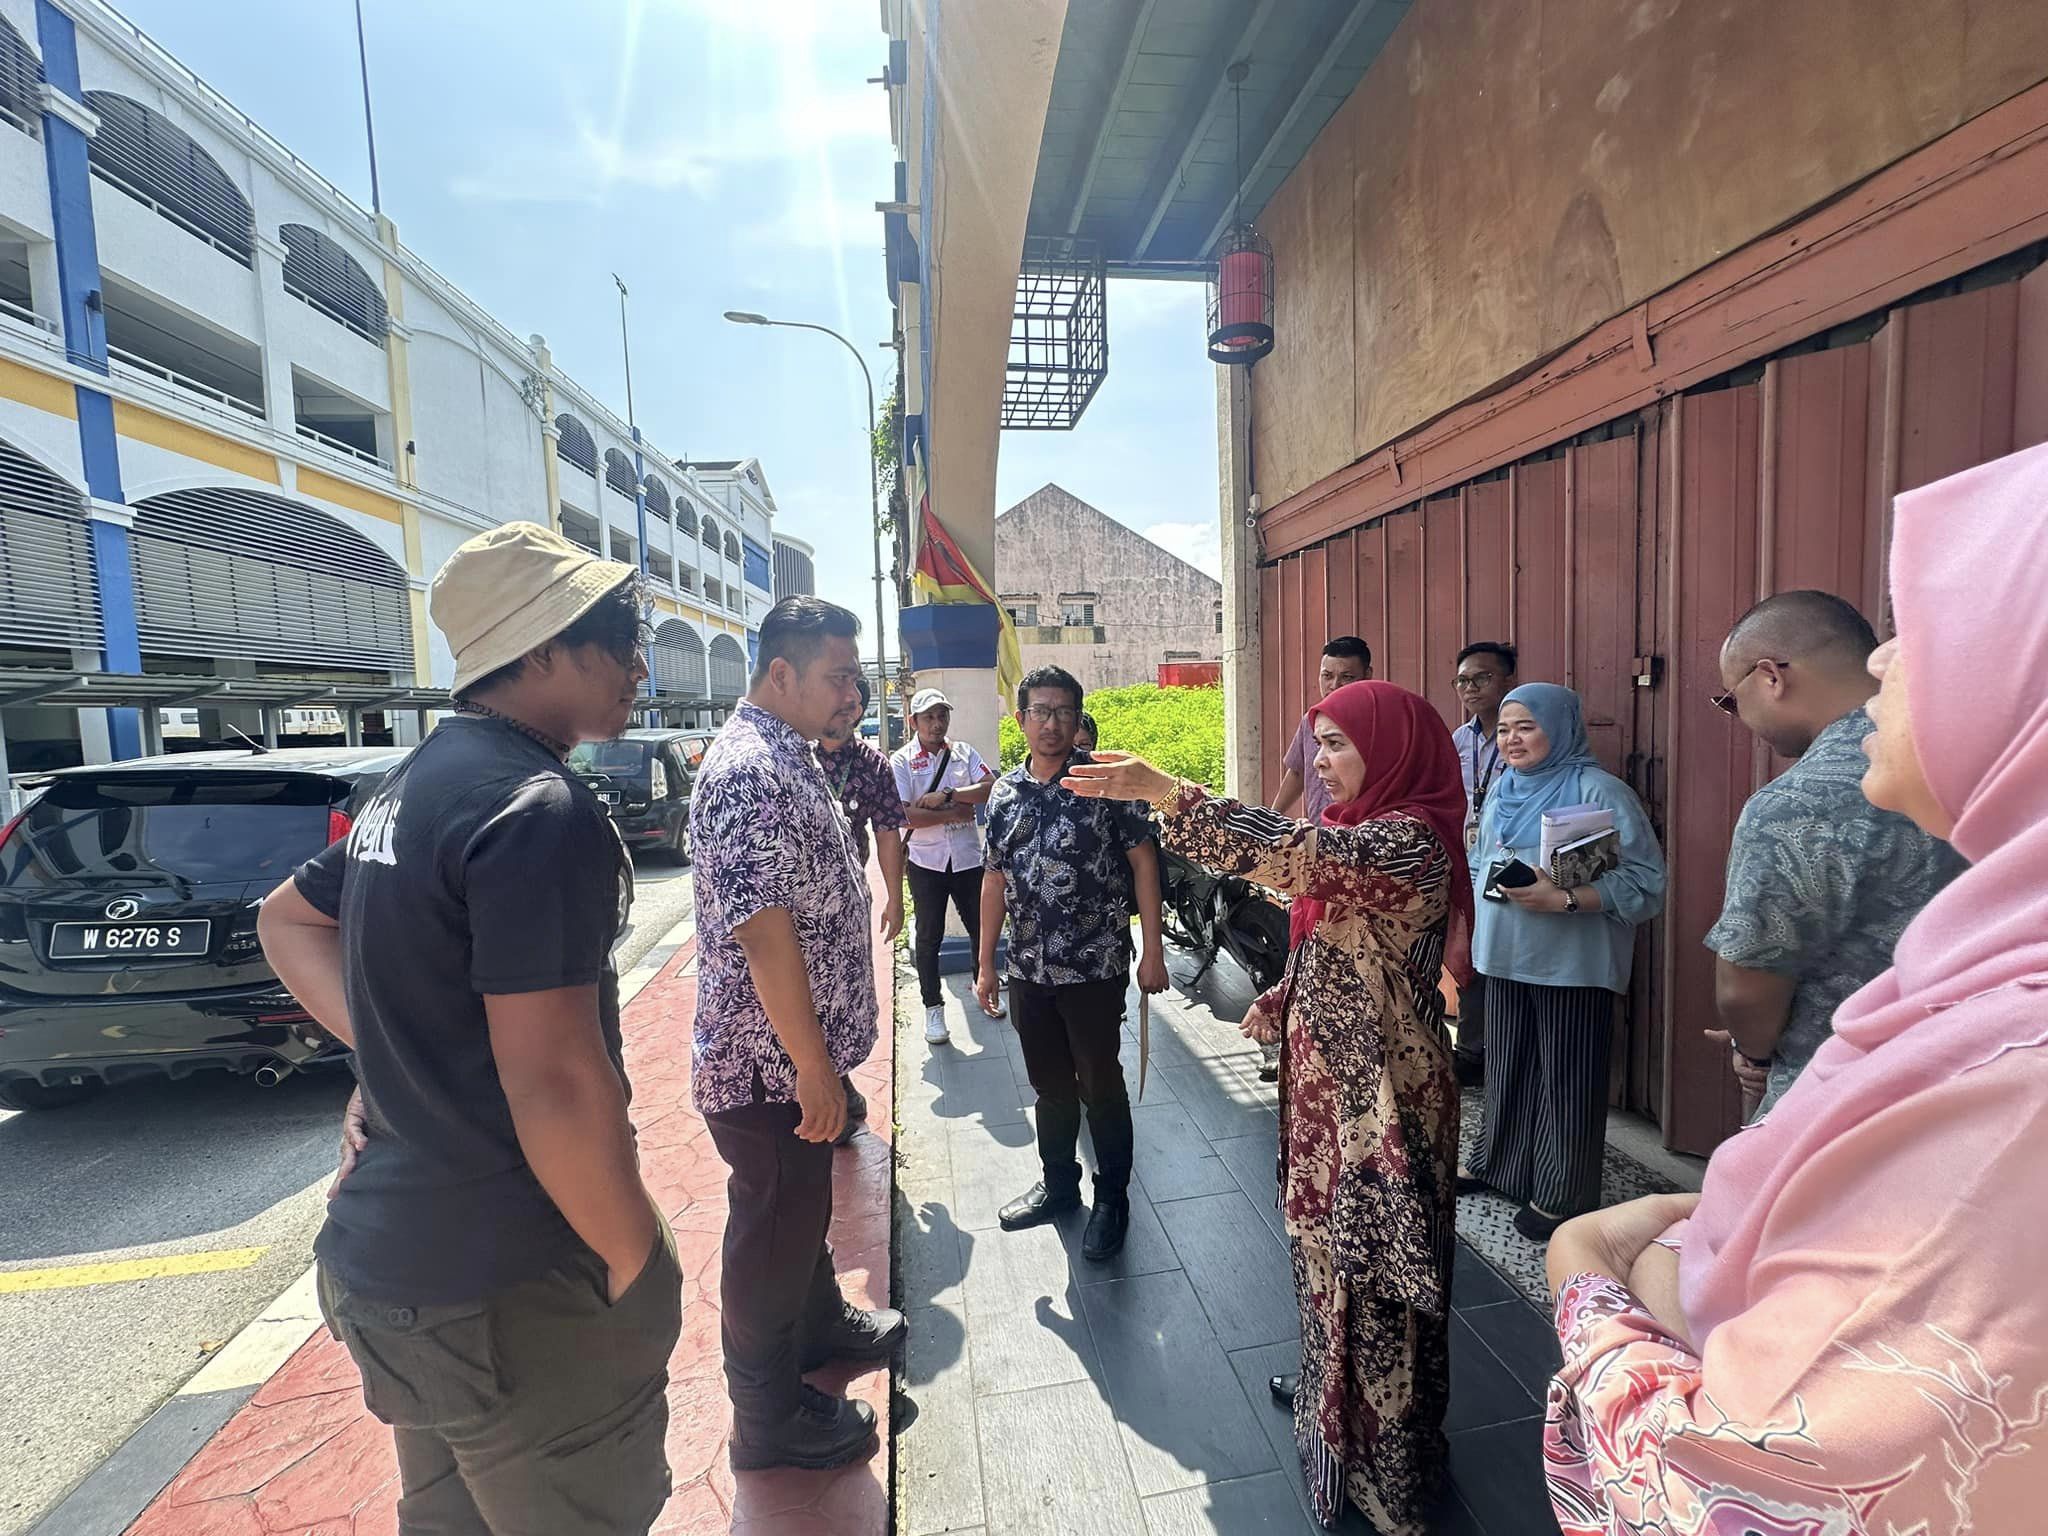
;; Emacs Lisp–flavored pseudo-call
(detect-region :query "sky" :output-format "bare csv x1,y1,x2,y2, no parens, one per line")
113,0,1222,635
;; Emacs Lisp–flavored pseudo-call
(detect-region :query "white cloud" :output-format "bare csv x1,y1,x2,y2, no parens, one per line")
1141,519,1221,580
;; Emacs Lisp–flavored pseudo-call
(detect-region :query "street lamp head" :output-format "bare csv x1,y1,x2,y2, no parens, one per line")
723,310,771,326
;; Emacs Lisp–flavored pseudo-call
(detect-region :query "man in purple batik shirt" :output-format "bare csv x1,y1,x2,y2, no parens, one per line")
689,598,904,1474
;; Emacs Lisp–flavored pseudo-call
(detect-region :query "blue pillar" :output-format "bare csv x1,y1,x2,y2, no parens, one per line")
38,0,141,759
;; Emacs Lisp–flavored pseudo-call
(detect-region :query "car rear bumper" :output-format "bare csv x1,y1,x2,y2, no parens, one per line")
611,808,677,843
0,992,346,1089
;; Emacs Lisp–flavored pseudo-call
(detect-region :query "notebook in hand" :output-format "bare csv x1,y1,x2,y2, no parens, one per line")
1540,804,1614,869
1550,828,1621,890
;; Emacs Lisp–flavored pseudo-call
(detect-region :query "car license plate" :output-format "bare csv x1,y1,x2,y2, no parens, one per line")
598,791,620,806
49,920,212,960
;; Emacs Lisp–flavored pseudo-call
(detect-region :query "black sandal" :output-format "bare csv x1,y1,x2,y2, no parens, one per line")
1513,1203,1568,1242
1454,1169,1490,1195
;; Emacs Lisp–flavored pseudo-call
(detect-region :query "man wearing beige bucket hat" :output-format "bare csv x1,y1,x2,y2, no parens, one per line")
258,522,682,1534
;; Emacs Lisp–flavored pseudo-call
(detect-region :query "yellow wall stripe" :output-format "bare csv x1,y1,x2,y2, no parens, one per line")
0,1247,267,1294
112,401,279,483
0,355,77,419
298,464,405,526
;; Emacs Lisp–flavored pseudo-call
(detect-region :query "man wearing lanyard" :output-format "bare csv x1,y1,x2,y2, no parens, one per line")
1450,642,1516,1087
893,688,1000,1047
816,678,907,1142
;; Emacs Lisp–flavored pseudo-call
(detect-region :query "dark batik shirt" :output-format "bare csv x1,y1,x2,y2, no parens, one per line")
1706,708,1965,1116
817,737,905,865
983,752,1152,986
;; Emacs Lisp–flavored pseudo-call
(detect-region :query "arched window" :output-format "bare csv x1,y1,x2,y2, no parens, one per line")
708,633,747,701
674,499,699,538
604,449,637,500
279,224,388,345
700,514,720,550
0,437,100,654
84,93,253,266
724,530,741,563
650,618,708,698
131,486,410,672
642,474,671,523
554,414,596,475
0,18,43,139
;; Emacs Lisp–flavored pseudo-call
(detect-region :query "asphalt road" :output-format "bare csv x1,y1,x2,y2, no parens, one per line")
0,854,695,1536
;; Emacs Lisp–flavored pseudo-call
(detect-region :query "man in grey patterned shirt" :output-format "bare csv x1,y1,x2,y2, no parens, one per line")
1707,591,1965,1118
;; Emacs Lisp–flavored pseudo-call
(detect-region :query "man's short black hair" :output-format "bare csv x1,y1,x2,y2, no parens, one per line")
751,596,860,685
457,572,647,700
1455,641,1518,673
1322,635,1372,669
1728,589,1878,667
1016,664,1084,713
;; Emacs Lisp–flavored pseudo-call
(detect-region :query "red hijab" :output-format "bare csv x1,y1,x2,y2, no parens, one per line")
1287,680,1473,948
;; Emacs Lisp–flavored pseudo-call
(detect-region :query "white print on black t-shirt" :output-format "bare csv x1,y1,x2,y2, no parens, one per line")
349,794,400,867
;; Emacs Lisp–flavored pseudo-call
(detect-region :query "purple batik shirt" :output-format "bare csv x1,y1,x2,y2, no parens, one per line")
816,736,906,866
689,701,877,1115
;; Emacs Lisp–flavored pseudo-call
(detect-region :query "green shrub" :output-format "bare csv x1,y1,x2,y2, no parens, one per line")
997,682,1224,791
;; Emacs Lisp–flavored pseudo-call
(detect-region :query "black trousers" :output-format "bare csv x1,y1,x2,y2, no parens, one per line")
1469,977,1615,1217
1454,974,1488,1064
1009,975,1134,1199
909,861,983,1007
703,1100,846,1430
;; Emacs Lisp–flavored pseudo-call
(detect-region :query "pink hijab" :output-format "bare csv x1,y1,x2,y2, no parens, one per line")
1671,441,2048,1527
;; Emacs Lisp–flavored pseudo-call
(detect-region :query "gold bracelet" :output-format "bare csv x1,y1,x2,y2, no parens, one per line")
1149,776,1191,812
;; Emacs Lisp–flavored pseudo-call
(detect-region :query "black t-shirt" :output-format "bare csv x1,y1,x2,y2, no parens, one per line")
295,714,632,1303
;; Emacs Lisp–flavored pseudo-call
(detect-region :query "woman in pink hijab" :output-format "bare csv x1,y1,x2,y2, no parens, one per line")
1542,439,2048,1535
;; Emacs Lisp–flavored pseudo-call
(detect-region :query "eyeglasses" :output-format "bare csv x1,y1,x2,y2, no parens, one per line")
1453,671,1497,690
1023,705,1080,725
1710,658,1789,715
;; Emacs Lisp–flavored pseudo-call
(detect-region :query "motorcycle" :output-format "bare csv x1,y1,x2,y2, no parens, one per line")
1159,846,1290,994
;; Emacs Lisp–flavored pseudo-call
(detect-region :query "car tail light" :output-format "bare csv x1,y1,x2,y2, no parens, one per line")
0,809,24,851
327,808,353,846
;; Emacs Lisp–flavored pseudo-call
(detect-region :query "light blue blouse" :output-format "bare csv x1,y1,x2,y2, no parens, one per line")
1470,766,1666,994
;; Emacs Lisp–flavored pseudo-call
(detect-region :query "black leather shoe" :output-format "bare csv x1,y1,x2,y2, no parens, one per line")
729,1386,879,1471
1081,1195,1130,1261
998,1181,1082,1232
1269,1373,1298,1408
800,1303,907,1371
1454,1052,1485,1089
1514,1202,1569,1242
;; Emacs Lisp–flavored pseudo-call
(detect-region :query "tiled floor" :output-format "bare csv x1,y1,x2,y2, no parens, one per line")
891,950,1562,1536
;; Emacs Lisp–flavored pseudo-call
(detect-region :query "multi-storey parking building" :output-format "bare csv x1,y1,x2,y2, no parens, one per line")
0,0,772,779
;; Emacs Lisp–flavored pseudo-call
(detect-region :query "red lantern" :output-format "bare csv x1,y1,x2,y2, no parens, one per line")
1208,224,1273,365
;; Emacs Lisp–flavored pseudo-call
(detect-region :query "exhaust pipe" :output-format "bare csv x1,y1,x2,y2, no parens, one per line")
253,1064,293,1088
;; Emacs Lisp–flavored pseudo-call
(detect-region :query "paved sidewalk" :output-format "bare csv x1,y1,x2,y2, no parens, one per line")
891,949,1562,1536
118,884,896,1536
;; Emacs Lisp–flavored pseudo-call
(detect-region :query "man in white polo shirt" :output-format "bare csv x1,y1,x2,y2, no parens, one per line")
892,688,999,1045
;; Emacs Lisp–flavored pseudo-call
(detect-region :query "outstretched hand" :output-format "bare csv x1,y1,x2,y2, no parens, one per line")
1061,751,1176,805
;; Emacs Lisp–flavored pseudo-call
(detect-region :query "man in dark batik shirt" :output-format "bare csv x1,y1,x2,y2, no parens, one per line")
976,665,1168,1261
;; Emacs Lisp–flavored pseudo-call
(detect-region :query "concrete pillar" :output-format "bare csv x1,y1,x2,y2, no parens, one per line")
1218,364,1262,802
198,659,263,746
345,708,363,747
70,647,110,765
260,707,279,750
0,707,11,790
252,230,296,430
596,459,612,559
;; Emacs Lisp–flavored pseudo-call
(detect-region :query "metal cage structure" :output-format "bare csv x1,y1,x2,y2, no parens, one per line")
1207,223,1274,365
1001,236,1108,430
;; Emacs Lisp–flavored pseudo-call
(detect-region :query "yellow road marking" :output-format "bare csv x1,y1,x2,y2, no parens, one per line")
0,1247,268,1294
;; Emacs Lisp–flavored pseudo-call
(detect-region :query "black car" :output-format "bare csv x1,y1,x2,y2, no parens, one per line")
567,728,697,863
0,746,408,1110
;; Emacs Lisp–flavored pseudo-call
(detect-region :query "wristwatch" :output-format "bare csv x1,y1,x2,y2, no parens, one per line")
942,788,956,807
1561,887,1580,914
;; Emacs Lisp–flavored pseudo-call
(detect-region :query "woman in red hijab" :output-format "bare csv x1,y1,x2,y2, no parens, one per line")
1067,681,1470,1536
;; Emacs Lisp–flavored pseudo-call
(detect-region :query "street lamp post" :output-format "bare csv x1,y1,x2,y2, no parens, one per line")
616,275,656,711
723,311,890,737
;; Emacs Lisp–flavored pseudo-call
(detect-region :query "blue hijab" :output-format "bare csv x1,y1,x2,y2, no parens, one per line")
1486,682,1601,854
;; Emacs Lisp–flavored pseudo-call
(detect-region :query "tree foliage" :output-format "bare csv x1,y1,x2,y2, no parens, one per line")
998,683,1224,791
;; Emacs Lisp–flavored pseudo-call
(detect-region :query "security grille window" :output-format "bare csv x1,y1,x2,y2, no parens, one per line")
723,531,741,562
279,224,389,345
675,499,699,537
647,550,673,584
604,449,637,500
131,487,409,672
642,474,672,524
700,515,720,552
84,93,254,267
704,577,722,608
650,619,708,698
1003,598,1038,627
679,565,697,594
555,414,597,475
0,18,43,139
708,634,747,700
1058,594,1097,627
0,441,100,653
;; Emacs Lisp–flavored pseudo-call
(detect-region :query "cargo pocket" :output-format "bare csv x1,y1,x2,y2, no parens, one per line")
326,1286,502,1430
599,1222,684,1367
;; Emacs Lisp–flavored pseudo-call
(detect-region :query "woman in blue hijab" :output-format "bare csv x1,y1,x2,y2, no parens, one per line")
1458,683,1666,1240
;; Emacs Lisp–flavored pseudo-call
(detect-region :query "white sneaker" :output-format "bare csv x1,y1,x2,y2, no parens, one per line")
924,1005,951,1045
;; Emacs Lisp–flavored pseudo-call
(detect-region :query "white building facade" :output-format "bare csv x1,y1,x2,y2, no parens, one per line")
0,0,770,777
